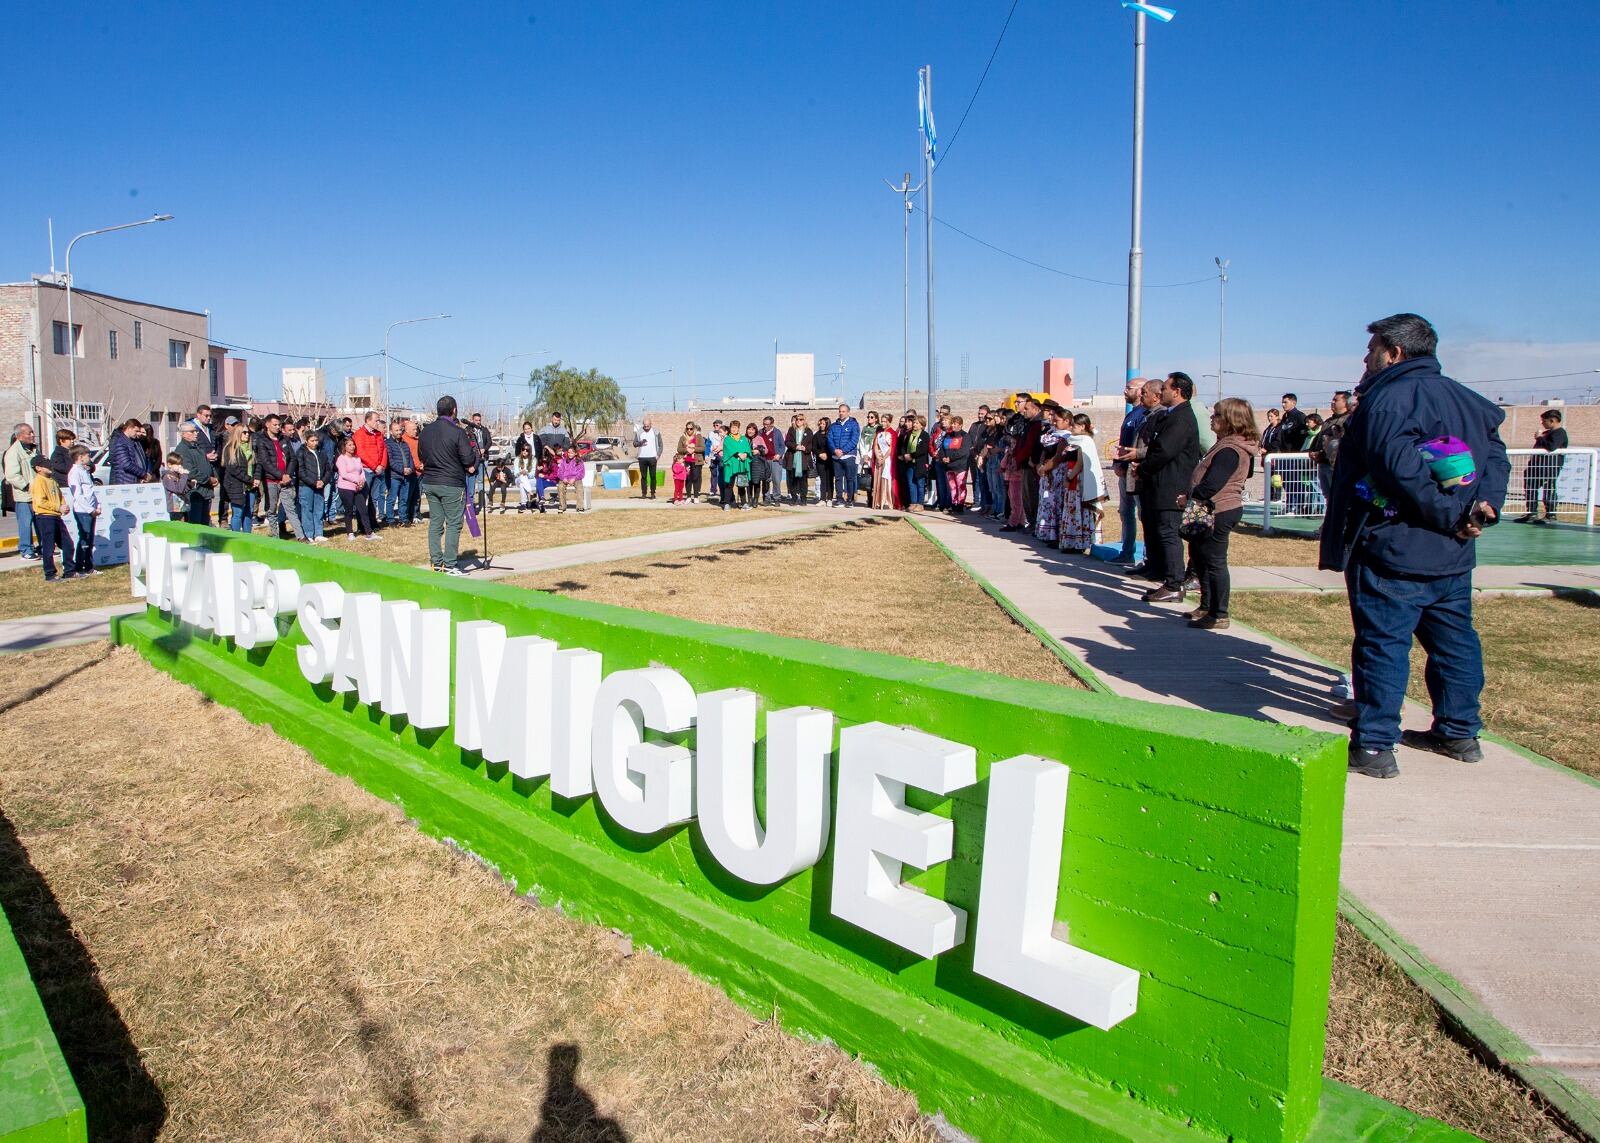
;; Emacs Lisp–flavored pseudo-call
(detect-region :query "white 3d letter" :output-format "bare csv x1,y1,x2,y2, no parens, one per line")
231,561,273,649
330,592,383,702
379,601,452,728
129,532,150,598
550,648,602,798
454,622,557,778
591,667,696,836
198,551,235,636
697,690,832,885
831,722,976,958
972,756,1139,1030
295,582,345,683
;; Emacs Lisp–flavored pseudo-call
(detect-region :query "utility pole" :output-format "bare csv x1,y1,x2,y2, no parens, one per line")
1214,257,1229,405
920,65,937,426
1125,11,1146,384
1122,2,1175,383
884,172,922,415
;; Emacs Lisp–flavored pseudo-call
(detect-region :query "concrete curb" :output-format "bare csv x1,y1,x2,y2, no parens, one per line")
1340,890,1600,1142
906,516,1112,695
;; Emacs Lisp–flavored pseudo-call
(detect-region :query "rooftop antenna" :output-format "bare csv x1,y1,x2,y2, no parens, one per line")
48,219,56,276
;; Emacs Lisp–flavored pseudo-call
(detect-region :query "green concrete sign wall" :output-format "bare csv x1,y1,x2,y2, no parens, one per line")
0,907,84,1142
108,522,1468,1142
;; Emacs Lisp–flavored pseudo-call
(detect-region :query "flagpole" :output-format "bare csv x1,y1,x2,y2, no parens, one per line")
921,65,937,428
1125,10,1146,384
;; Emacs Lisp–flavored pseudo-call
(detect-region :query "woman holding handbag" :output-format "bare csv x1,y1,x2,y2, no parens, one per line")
1177,398,1260,630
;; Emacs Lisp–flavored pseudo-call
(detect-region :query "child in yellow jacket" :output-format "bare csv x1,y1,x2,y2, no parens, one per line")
28,454,76,583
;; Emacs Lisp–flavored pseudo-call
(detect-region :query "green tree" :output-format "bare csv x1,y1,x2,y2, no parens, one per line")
523,361,627,440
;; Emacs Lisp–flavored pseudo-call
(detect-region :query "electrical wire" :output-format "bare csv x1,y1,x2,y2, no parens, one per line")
935,0,1022,171
913,203,1217,288
1230,369,1600,392
72,291,381,361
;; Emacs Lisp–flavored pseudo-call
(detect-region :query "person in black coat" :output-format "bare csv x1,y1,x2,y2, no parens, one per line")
1321,314,1509,779
1138,373,1202,600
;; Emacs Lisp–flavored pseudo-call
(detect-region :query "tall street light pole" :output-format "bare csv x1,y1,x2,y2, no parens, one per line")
64,214,174,431
1214,257,1229,404
384,313,450,408
1120,2,1175,383
884,172,923,415
919,66,938,426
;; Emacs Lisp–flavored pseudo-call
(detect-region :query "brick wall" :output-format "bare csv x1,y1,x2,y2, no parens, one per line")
0,285,37,435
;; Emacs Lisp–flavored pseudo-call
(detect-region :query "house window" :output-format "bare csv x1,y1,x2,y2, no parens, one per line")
109,329,119,360
209,357,219,397
52,321,82,357
50,401,73,423
168,339,190,368
133,320,143,349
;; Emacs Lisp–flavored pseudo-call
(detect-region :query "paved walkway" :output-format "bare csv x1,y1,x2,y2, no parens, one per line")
919,511,1600,1104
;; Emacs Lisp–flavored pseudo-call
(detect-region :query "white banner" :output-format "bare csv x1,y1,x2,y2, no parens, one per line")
64,483,169,566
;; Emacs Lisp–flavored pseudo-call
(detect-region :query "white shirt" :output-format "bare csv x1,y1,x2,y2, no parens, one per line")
635,428,660,459
67,463,99,514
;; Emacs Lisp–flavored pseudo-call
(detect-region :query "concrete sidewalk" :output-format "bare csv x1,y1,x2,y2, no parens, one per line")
919,511,1600,1105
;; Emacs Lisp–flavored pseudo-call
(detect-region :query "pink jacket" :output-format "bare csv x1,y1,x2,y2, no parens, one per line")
335,454,366,492
555,457,584,482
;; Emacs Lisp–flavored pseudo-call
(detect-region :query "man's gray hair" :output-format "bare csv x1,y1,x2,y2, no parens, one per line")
1367,313,1438,359
12,423,29,434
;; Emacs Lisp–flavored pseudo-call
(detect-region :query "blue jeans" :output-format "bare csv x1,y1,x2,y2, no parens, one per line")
932,459,951,509
13,501,36,558
367,469,389,523
299,487,326,539
385,472,412,523
831,458,858,503
1117,478,1139,560
230,502,252,532
1346,558,1483,749
908,469,926,506
986,457,1006,516
72,511,96,573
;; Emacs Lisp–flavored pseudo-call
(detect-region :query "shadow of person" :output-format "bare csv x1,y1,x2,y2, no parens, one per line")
532,1044,629,1143
0,806,166,1140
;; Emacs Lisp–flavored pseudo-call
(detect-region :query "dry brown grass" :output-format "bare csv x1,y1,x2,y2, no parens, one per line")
0,642,938,1142
1328,917,1574,1142
1230,591,1600,779
0,507,786,624
510,517,1085,688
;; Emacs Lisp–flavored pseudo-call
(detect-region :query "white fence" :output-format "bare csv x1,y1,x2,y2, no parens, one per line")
1258,448,1600,534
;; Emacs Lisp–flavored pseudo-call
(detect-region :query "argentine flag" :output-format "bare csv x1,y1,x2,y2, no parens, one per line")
1121,0,1176,21
918,71,937,162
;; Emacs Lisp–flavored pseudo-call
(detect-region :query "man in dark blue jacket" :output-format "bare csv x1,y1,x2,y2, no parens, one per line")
826,403,861,507
1320,314,1509,779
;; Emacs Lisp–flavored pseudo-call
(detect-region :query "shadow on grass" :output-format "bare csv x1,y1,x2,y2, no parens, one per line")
0,807,166,1141
464,1044,629,1143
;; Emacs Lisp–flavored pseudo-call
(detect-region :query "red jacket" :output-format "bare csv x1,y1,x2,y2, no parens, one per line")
354,425,388,472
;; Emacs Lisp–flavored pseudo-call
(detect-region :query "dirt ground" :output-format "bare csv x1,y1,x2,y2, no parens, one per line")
0,642,938,1143
510,517,1085,688
1231,591,1600,780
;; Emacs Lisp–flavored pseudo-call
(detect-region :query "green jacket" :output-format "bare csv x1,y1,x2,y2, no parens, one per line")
722,436,752,481
3,440,36,503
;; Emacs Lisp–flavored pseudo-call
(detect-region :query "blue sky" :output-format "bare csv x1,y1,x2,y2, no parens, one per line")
5,1,1597,414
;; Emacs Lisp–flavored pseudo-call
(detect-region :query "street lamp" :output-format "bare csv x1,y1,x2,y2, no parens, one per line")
1120,2,1176,385
64,214,174,432
884,173,923,415
1214,257,1229,404
383,313,451,408
499,350,549,430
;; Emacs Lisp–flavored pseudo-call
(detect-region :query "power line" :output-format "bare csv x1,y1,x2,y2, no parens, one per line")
935,0,1022,171
1229,369,1599,389
914,203,1216,288
74,292,381,361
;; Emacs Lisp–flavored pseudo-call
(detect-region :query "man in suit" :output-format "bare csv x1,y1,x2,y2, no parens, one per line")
1139,373,1202,602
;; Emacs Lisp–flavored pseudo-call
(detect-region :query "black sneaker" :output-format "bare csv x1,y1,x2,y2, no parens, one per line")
1348,745,1400,779
1400,728,1483,763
